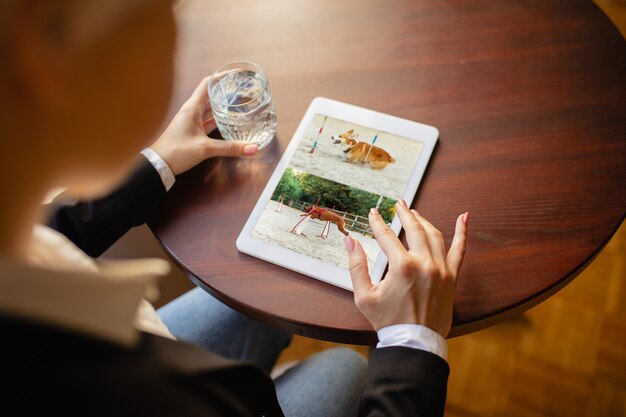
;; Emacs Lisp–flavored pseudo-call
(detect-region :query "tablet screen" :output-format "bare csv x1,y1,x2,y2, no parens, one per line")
251,113,425,271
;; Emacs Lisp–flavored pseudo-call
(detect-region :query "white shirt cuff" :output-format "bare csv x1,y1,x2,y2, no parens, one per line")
376,324,448,361
140,148,175,192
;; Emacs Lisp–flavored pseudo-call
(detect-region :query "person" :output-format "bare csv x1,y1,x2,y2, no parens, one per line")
0,1,468,416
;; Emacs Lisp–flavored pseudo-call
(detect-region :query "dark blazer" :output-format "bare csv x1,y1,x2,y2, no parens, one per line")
2,317,283,417
46,157,168,258
25,157,450,416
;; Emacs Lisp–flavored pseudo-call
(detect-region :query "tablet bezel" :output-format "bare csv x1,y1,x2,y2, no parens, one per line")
236,97,438,291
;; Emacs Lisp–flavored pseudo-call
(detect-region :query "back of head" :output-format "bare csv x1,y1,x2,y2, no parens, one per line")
0,0,176,198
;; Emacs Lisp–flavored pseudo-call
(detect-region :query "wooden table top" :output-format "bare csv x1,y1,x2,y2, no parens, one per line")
150,0,626,344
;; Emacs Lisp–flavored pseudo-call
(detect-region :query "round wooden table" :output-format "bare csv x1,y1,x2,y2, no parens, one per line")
150,0,626,344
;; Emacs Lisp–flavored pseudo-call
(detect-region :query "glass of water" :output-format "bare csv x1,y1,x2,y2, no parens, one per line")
208,61,277,150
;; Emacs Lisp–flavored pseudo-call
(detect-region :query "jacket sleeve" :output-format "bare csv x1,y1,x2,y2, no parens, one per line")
358,347,450,417
46,157,168,257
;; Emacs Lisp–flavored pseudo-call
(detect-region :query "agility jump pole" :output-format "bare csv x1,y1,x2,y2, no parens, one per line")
290,197,321,234
376,195,383,209
275,193,285,213
361,133,378,164
309,116,328,154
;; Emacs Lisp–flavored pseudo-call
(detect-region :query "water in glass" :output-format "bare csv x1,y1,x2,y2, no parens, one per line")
209,69,276,149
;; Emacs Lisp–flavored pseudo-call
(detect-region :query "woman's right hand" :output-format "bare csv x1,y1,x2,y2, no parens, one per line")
344,200,468,338
149,77,258,176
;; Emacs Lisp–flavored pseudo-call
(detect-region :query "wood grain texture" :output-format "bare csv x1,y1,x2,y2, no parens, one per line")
150,0,626,344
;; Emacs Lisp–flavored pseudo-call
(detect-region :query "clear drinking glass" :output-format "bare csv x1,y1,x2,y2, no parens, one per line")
208,61,277,150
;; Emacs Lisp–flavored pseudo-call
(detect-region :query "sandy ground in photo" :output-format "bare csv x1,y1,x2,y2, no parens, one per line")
289,113,424,198
252,200,381,271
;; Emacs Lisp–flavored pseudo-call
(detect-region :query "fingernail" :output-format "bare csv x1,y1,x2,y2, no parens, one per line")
398,199,407,207
344,236,355,252
243,144,258,155
462,212,470,224
411,209,420,217
370,207,379,215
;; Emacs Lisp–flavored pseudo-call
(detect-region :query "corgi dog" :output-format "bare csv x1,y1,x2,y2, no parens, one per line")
331,129,396,170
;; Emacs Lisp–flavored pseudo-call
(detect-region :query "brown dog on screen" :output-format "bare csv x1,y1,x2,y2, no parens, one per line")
302,206,350,236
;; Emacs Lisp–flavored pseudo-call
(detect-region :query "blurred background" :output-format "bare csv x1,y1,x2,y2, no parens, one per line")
101,1,626,416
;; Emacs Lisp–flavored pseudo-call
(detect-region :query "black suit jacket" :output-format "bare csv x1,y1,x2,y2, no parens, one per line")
46,158,168,258
2,317,283,417
24,157,450,416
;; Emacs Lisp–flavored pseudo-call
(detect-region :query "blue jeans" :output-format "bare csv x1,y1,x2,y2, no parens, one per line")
158,288,367,417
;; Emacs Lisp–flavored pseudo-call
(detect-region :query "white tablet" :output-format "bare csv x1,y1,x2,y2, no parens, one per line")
236,97,438,291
